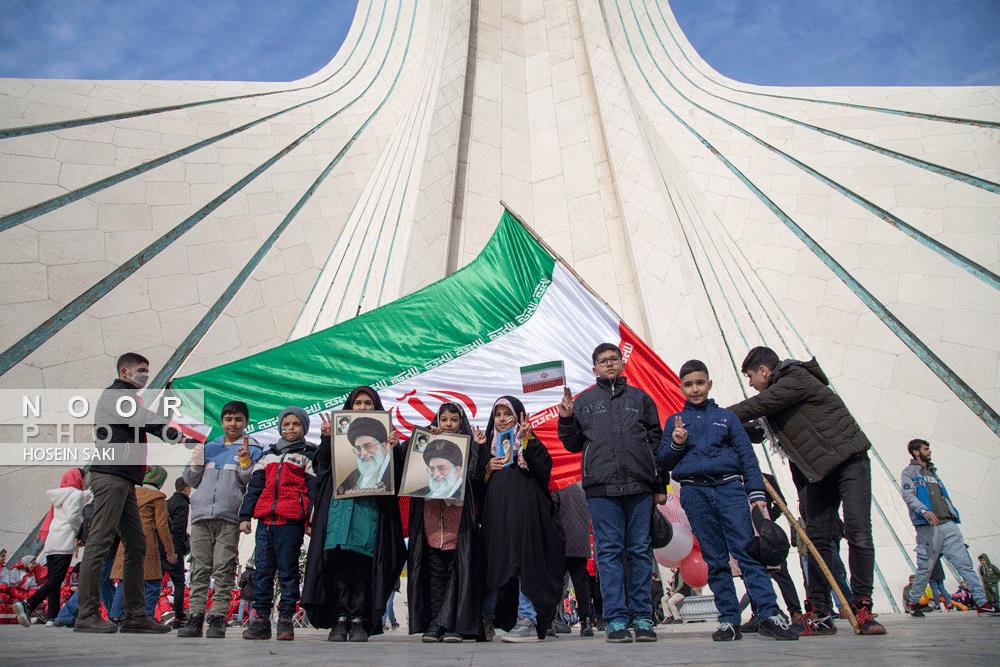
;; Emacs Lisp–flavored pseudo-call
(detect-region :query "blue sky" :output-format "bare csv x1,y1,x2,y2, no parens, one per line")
0,0,997,85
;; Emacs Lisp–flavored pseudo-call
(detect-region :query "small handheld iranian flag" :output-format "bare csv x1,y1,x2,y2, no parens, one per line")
520,360,566,393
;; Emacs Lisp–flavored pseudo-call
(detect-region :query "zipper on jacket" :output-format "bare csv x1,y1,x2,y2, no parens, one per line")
269,451,286,524
439,502,445,549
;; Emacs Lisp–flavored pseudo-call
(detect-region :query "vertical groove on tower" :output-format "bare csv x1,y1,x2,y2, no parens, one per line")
445,0,480,274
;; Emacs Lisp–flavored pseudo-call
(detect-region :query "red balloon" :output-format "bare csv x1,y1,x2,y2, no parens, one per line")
680,550,709,588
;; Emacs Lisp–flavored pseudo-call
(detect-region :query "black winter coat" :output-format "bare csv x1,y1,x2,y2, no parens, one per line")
91,379,182,484
407,440,488,637
300,435,406,635
166,492,190,556
728,358,870,483
558,376,665,497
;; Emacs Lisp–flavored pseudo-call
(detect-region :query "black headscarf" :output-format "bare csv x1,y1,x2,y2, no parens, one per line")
343,386,385,411
430,401,474,437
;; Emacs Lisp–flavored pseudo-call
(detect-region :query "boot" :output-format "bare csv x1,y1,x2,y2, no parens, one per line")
242,617,271,640
580,617,594,638
205,615,227,639
348,617,369,642
276,617,294,641
327,616,349,642
119,614,172,634
73,614,119,634
176,613,204,638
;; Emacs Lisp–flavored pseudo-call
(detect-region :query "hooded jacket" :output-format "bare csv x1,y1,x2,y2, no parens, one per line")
239,407,317,525
657,399,767,504
558,375,665,498
183,436,264,525
979,554,999,588
42,469,93,556
110,484,175,580
727,358,870,483
900,459,961,526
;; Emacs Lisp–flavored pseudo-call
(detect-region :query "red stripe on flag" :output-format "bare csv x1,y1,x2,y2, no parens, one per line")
522,377,564,393
528,322,685,492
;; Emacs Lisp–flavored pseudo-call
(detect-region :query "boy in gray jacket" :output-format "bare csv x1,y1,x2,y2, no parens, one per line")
177,401,263,638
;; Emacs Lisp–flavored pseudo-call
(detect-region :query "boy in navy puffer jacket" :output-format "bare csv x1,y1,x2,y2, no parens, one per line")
656,360,797,642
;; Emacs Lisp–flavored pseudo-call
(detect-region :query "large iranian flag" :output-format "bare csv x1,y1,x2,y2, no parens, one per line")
172,211,685,489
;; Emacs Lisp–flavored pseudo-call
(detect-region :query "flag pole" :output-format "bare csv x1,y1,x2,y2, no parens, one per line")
499,200,621,317
763,477,861,634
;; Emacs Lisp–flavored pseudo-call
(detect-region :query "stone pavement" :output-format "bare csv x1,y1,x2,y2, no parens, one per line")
2,612,997,666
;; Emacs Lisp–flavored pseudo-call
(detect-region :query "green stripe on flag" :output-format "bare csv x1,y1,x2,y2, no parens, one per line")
519,360,563,373
172,211,555,439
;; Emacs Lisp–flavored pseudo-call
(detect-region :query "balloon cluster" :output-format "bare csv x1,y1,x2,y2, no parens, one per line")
653,489,708,588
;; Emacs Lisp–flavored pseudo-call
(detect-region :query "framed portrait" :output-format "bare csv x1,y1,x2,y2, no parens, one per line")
399,427,471,502
332,410,395,499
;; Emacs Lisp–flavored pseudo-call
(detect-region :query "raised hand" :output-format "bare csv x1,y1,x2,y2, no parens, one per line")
489,457,505,472
320,412,333,437
191,443,205,467
238,436,250,459
672,416,688,445
472,424,486,445
388,430,400,447
519,412,533,441
429,425,442,436
558,386,574,417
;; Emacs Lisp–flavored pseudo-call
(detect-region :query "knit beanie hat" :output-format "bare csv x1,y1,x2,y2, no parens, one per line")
143,465,167,489
347,416,388,445
277,406,310,438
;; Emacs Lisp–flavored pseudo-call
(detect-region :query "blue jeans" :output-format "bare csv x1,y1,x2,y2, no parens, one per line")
57,557,117,624
830,547,852,611
383,590,397,625
680,480,779,625
237,599,253,622
587,494,653,625
929,579,951,607
482,582,537,623
110,579,161,619
253,522,305,618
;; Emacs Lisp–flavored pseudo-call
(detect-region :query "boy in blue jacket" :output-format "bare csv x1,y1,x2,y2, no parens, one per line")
656,360,798,641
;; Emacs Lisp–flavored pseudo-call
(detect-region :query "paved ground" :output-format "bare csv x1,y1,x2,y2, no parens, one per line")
2,612,998,666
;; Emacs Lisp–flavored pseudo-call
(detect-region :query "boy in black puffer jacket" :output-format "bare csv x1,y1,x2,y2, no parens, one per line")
558,343,663,643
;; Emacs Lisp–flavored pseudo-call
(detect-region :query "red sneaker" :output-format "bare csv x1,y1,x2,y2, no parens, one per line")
854,604,886,635
976,602,1000,616
799,611,837,637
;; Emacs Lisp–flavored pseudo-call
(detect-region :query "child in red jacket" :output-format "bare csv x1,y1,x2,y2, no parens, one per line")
238,407,316,641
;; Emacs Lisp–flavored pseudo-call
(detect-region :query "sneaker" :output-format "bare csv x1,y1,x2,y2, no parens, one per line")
739,614,759,634
205,614,227,639
177,613,205,638
276,617,294,641
757,614,800,641
580,617,594,637
553,620,571,634
712,622,742,641
422,623,444,643
800,611,837,636
391,623,400,630
545,625,556,638
854,600,886,636
502,617,539,643
120,614,172,634
12,602,31,628
907,603,925,618
975,602,1000,616
633,617,657,642
605,620,632,643
595,617,606,632
348,617,369,642
242,617,271,640
482,617,496,642
327,616,349,642
73,614,119,634
442,631,463,643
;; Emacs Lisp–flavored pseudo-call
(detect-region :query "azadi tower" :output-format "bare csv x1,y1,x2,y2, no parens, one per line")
0,0,997,610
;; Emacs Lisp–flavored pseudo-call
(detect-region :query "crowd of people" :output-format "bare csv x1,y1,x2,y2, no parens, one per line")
3,345,999,645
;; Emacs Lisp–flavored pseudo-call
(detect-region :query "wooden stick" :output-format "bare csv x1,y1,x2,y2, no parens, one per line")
762,478,861,635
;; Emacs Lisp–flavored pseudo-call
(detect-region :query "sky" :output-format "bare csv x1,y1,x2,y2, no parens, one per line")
0,0,997,85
